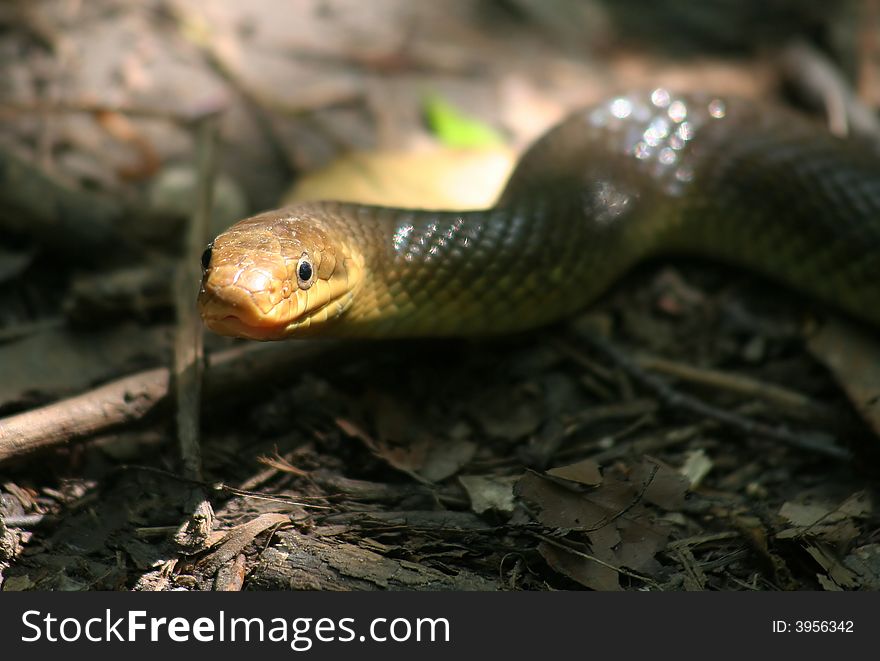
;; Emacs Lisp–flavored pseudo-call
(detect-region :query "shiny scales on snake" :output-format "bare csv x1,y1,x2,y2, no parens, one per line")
197,90,880,340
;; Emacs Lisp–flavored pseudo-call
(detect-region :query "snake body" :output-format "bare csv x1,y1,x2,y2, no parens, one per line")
198,90,880,340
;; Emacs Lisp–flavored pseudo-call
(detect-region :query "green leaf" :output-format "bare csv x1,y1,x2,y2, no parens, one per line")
423,94,504,148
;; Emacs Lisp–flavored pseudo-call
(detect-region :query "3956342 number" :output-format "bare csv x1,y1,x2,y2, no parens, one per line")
794,621,853,633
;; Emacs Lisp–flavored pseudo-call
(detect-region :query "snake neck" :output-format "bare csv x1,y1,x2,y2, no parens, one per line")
321,194,648,337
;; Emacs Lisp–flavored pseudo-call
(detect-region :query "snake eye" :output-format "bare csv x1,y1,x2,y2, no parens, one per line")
200,243,213,270
296,254,314,289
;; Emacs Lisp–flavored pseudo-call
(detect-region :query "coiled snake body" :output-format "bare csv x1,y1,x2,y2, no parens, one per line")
198,91,880,340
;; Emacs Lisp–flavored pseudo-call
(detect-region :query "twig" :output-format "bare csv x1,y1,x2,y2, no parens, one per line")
0,366,170,463
667,531,741,550
174,112,219,481
552,413,654,462
588,402,766,465
570,330,852,461
632,353,836,423
857,0,880,107
779,40,880,140
171,110,220,550
670,547,707,589
0,340,348,464
2,513,49,528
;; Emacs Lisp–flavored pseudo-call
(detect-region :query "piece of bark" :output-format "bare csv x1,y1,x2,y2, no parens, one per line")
248,529,498,591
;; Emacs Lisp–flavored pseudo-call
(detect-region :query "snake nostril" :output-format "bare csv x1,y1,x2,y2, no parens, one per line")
201,243,213,270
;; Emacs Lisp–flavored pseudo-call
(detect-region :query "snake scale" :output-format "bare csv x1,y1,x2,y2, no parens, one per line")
198,90,880,340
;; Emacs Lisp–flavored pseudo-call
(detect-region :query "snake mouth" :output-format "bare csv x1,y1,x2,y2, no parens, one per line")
197,285,291,341
199,290,352,340
206,314,288,341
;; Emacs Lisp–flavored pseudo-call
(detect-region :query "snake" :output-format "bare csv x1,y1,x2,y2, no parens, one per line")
197,90,880,340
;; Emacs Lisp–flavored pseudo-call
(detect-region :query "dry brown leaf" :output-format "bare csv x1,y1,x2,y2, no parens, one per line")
778,491,871,547
547,458,603,487
335,417,428,482
779,502,833,527
537,541,621,591
634,457,689,510
615,521,666,573
516,472,612,530
516,457,680,587
803,542,860,590
419,439,477,482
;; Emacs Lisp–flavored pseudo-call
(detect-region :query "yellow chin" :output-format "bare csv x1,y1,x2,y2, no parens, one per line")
202,314,291,341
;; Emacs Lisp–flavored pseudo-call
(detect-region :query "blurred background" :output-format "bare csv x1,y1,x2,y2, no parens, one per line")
0,0,869,229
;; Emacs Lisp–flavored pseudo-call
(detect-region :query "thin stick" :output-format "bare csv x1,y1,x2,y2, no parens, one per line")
857,0,880,107
174,112,219,480
570,330,852,461
632,353,835,423
0,340,344,464
171,111,220,549
0,366,170,463
780,39,880,140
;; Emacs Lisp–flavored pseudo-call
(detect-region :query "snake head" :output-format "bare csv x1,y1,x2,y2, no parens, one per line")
197,207,362,340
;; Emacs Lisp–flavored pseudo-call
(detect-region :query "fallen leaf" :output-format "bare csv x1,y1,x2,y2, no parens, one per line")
777,491,871,547
286,148,513,209
680,449,713,488
779,502,831,527
635,457,689,510
419,439,477,482
459,475,517,514
803,542,860,590
537,541,620,591
335,417,428,483
547,458,603,487
516,472,611,530
516,457,681,588
423,94,505,148
843,544,880,590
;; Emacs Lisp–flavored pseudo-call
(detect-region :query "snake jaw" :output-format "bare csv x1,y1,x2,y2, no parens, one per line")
198,271,293,341
200,275,358,340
